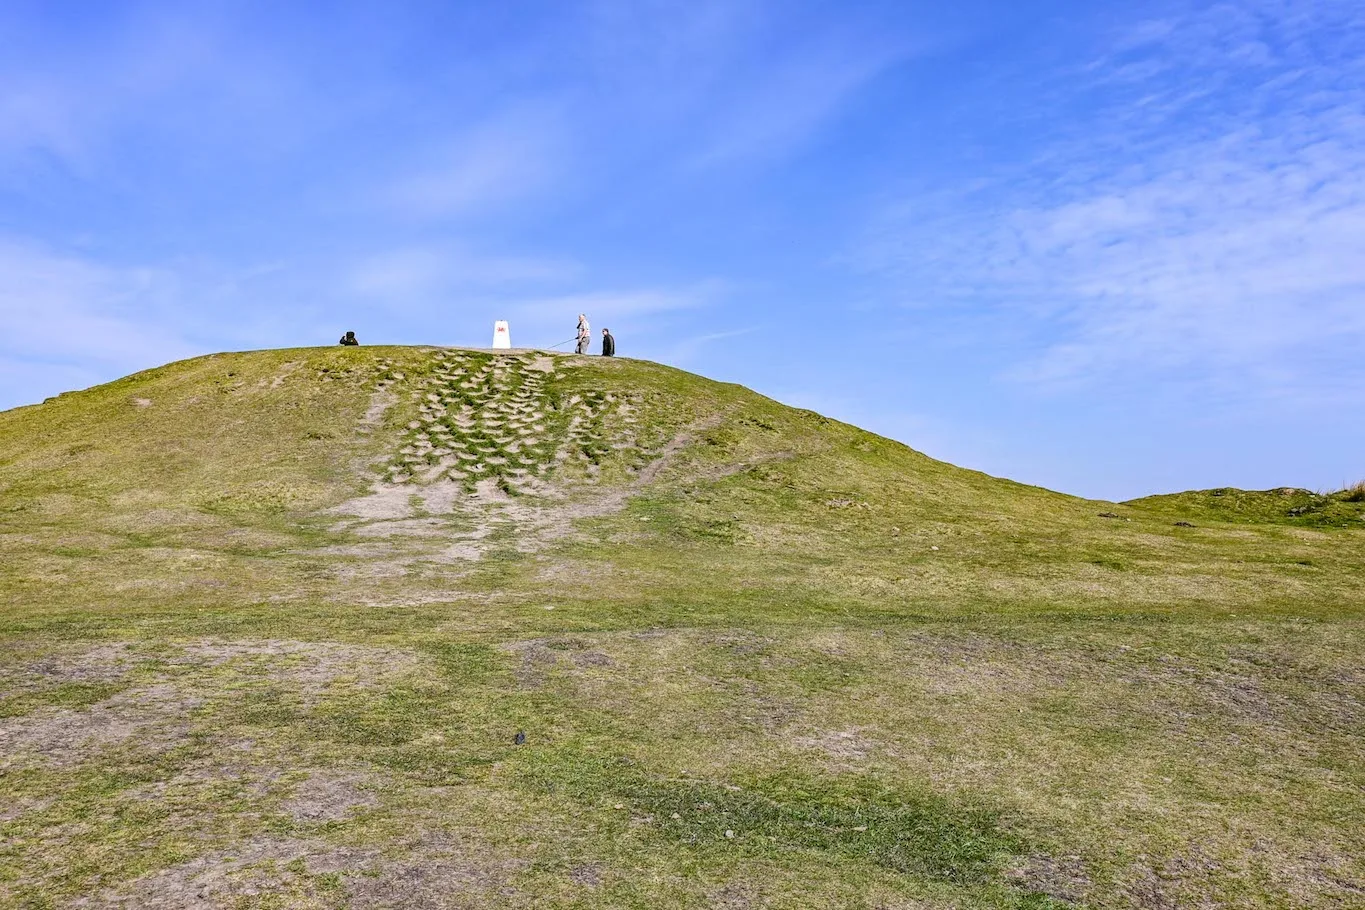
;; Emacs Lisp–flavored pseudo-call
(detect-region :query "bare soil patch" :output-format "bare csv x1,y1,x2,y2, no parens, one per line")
11,642,133,690
1006,854,1091,905
68,838,373,909
332,484,415,521
0,682,198,770
175,639,420,701
709,881,761,909
2,640,413,771
499,637,615,688
71,834,526,909
283,770,379,822
0,795,55,821
501,639,562,690
360,387,397,432
791,728,877,765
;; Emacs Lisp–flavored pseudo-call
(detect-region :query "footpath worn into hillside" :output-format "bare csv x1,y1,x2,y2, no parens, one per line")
0,346,1362,909
330,349,733,570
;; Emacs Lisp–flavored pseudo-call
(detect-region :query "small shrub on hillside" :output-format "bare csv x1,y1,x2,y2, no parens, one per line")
1343,480,1365,503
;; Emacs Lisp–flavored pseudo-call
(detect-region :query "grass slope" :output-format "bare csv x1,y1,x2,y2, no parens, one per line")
0,345,1362,909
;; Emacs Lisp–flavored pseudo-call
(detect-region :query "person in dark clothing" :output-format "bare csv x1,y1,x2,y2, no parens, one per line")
601,328,615,357
339,331,359,346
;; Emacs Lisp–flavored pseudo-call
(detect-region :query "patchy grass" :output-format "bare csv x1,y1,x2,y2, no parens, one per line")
0,346,1362,908
526,753,1030,886
1129,485,1365,528
0,681,130,718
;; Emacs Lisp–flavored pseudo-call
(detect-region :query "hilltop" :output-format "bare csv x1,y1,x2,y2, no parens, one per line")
1,346,1362,909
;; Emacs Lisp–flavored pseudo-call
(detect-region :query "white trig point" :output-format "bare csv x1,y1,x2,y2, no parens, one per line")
492,320,511,349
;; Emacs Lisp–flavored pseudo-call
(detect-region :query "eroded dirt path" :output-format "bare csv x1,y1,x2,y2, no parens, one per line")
327,350,722,567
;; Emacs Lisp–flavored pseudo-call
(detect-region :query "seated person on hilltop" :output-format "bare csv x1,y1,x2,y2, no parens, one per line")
339,331,359,346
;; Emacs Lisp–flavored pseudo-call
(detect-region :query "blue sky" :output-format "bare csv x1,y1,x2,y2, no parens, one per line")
2,0,1362,500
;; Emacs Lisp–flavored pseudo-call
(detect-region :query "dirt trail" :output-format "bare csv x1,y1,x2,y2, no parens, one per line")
332,417,720,564
327,350,728,567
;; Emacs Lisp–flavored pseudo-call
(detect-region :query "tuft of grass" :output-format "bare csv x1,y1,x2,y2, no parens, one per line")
0,681,129,718
522,753,1030,886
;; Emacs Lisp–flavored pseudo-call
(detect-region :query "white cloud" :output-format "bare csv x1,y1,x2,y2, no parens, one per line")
508,283,725,323
0,240,197,368
0,8,304,179
689,41,906,167
578,0,917,167
347,246,582,299
856,1,1365,405
0,240,205,408
380,108,566,219
660,324,760,365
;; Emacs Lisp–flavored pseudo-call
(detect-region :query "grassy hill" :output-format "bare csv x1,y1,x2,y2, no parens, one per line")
1,345,1361,909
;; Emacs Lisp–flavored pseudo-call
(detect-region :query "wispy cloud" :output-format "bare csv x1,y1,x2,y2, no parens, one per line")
347,246,582,300
379,107,566,220
577,0,917,167
0,239,200,404
0,7,305,179
855,1,1365,406
688,39,907,167
661,324,761,365
508,282,726,322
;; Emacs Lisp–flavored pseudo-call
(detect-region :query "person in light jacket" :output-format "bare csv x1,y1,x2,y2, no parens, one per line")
575,314,591,354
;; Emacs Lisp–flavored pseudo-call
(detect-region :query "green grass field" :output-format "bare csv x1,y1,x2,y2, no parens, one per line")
1,346,1361,909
